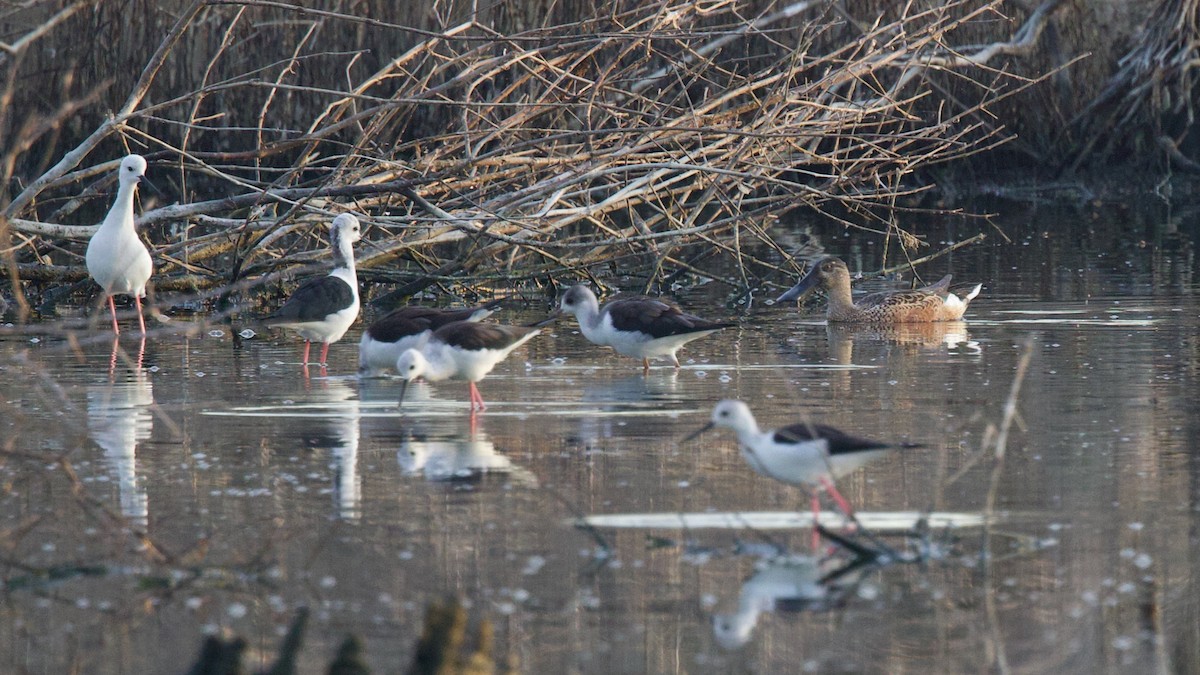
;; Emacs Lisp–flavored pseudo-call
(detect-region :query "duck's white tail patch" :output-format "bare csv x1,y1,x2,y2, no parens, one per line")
945,283,982,310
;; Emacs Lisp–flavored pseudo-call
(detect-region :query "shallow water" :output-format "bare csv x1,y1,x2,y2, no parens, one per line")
2,209,1199,673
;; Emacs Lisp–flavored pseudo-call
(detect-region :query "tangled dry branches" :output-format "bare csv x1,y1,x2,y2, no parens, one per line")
1,0,1061,318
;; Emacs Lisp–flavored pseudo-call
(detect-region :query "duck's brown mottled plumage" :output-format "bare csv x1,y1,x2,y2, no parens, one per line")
777,257,980,323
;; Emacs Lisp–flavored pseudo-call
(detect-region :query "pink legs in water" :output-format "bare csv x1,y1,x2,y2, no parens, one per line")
108,297,120,335
467,382,487,412
299,341,332,371
105,295,147,336
819,475,855,516
134,296,146,335
107,337,146,374
809,476,858,552
299,341,331,378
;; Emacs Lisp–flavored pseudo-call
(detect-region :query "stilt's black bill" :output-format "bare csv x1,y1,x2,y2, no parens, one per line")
682,422,715,443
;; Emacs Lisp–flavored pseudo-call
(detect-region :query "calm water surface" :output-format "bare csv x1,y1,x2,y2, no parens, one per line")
1,210,1199,673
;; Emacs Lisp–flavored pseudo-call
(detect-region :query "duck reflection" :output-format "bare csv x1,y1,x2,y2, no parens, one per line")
87,342,153,527
826,320,980,363
712,553,874,650
398,420,536,486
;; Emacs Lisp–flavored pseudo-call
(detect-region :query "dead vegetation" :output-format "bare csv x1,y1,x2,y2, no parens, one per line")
0,0,1065,323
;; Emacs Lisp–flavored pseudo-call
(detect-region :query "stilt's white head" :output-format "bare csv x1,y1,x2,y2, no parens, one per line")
396,348,429,383
558,284,599,318
119,155,148,190
709,399,759,435
331,213,362,247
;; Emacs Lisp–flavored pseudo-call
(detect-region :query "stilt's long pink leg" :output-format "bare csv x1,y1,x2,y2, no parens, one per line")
810,493,822,551
301,341,311,366
819,475,859,538
819,475,854,516
318,342,330,366
134,296,146,336
108,296,121,335
642,358,650,374
468,382,487,411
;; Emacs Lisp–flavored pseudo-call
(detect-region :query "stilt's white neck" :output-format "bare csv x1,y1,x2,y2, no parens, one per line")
331,234,356,274
735,424,764,449
576,296,602,332
103,181,139,231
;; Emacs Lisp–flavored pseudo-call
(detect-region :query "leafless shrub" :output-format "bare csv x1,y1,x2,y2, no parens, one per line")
2,0,1061,320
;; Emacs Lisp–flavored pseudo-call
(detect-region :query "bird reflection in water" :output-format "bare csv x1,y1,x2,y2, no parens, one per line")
712,543,877,649
826,320,981,365
398,419,536,486
87,339,154,527
291,378,362,521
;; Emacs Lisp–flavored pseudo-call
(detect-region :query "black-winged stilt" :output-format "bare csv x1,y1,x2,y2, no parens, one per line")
358,301,504,376
85,154,155,336
686,400,921,545
395,320,545,412
556,285,734,373
265,213,362,369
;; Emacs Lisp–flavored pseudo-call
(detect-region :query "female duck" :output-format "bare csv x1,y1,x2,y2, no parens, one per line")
776,256,980,323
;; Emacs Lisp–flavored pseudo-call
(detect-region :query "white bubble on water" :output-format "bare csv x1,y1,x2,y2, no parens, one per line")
521,556,546,576
227,603,248,619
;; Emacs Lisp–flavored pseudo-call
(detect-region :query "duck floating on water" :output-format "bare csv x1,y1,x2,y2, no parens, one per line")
776,256,980,323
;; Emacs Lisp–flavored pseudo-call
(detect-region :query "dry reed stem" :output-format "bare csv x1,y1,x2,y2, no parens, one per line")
3,0,1056,309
